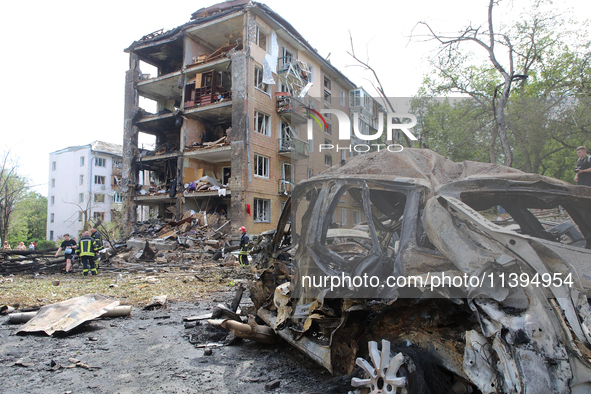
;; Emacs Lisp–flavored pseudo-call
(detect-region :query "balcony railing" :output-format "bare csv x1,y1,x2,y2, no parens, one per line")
279,137,309,158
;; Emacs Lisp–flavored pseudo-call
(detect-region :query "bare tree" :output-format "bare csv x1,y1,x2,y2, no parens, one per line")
414,0,533,166
347,33,415,146
0,150,28,243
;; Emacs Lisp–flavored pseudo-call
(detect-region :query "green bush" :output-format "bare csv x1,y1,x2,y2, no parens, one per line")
34,239,56,249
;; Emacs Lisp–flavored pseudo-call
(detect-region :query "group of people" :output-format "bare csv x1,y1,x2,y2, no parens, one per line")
1,241,36,251
54,228,104,276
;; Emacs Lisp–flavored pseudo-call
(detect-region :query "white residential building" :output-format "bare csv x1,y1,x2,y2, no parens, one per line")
47,141,123,241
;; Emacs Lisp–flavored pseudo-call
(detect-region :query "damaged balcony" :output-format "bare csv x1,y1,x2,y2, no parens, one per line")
276,92,307,125
277,57,312,97
278,136,308,160
184,136,231,163
183,69,232,110
134,156,178,203
278,178,293,196
137,72,183,107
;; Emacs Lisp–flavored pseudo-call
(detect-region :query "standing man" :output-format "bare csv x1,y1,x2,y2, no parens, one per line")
239,226,249,266
55,234,77,274
90,228,104,272
575,146,591,186
76,231,98,276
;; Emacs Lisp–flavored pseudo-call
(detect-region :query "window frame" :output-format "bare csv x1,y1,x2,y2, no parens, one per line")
254,154,270,178
253,198,271,223
254,24,267,51
95,157,106,167
254,111,271,136
325,154,333,167
93,212,105,221
254,65,268,93
94,175,106,185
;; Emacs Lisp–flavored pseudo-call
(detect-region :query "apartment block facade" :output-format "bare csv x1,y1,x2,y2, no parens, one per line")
47,141,123,241
121,0,384,235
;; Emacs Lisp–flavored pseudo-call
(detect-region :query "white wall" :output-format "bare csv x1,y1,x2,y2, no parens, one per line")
47,146,119,241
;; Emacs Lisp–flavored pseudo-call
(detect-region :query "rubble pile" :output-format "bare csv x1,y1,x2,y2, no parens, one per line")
103,210,239,273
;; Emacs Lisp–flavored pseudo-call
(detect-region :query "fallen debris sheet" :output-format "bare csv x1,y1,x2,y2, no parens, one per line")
8,306,131,324
17,294,120,336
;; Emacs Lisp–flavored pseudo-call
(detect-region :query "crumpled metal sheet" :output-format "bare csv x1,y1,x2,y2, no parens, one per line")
17,294,119,336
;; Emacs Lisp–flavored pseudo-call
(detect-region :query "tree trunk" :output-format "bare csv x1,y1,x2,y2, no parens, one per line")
496,80,513,167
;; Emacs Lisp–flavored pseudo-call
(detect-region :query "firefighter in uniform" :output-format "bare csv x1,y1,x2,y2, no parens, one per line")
90,228,104,272
239,226,249,266
76,231,98,276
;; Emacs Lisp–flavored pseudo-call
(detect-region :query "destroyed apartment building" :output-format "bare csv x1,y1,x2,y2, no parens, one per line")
121,0,382,235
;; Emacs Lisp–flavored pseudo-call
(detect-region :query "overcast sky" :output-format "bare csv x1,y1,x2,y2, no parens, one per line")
0,0,587,194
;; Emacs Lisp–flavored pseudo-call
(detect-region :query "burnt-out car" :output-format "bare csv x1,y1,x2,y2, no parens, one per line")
249,149,591,394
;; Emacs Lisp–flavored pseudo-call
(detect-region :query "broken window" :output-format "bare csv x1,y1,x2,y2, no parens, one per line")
222,167,231,186
95,158,106,167
50,213,54,223
112,192,122,203
94,176,105,185
254,154,269,178
254,25,267,50
255,66,268,92
325,154,332,166
281,47,293,69
307,168,314,179
93,212,105,221
308,64,314,83
326,123,332,135
324,76,331,90
459,189,591,248
94,194,105,203
254,198,271,222
255,111,270,136
324,89,331,103
353,209,362,224
78,212,83,222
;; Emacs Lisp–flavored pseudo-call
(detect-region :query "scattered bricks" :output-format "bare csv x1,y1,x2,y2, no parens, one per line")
265,380,281,391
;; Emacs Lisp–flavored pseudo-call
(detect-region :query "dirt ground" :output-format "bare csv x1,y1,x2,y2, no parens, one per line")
0,286,347,394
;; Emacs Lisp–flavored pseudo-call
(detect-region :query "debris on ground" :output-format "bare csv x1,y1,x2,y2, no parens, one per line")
16,294,123,336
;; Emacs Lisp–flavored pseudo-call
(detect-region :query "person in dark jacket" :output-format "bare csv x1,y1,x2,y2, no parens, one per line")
90,228,104,272
55,234,77,273
575,146,591,186
76,231,98,276
239,226,249,266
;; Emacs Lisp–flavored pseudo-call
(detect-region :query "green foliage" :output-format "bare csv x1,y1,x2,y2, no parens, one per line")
8,191,47,244
415,0,591,181
35,239,56,249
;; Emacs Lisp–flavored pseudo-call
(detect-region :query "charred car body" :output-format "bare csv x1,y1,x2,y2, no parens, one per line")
249,149,591,393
